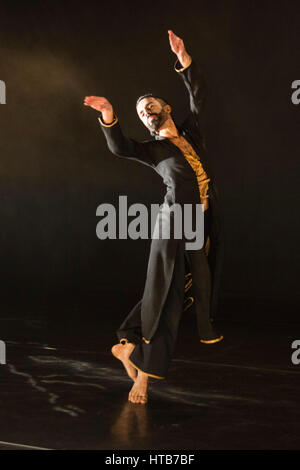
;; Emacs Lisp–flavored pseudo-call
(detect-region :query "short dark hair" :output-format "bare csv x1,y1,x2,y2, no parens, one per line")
136,93,170,109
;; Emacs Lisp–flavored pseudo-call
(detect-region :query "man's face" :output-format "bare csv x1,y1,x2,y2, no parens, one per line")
136,97,169,132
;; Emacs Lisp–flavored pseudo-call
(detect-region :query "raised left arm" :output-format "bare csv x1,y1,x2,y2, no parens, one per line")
168,29,207,125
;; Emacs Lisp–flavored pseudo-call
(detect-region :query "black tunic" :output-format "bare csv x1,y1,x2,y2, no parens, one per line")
98,57,224,345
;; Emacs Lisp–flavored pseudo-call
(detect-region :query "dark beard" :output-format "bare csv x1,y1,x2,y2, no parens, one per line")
147,109,168,132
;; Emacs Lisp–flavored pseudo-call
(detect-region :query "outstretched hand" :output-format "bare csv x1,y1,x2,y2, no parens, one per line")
168,30,191,68
84,96,114,123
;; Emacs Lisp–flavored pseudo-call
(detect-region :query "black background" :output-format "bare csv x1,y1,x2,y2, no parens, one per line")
0,0,299,329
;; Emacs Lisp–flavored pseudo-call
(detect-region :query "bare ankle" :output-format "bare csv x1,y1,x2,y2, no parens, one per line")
137,370,148,382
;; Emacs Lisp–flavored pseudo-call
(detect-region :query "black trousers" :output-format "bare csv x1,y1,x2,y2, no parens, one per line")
117,207,220,379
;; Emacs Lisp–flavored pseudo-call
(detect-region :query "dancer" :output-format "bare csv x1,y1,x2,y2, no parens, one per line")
84,30,224,404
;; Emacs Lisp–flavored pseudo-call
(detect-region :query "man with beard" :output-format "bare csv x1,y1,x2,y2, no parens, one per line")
84,30,224,404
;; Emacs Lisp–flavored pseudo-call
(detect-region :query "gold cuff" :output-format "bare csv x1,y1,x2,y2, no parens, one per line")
174,57,192,73
200,335,224,344
142,337,150,344
98,114,118,128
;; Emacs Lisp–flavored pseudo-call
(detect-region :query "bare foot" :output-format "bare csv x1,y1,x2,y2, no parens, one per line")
111,343,137,381
128,370,148,404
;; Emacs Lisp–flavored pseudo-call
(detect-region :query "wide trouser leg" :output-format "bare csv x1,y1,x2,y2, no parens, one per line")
185,207,222,342
117,299,144,346
185,248,217,340
125,245,186,379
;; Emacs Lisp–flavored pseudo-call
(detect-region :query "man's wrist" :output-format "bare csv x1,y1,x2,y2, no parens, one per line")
101,110,114,124
177,51,192,69
98,113,118,128
174,54,192,73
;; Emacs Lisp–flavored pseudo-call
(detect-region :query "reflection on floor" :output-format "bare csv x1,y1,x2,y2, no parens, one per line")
0,315,300,449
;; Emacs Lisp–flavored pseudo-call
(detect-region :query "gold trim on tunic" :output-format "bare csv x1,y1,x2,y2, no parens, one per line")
185,278,192,292
168,135,210,204
200,335,224,344
205,235,210,256
183,152,210,203
183,296,194,311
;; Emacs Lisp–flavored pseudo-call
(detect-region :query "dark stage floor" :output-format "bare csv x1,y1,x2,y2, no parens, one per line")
0,311,300,450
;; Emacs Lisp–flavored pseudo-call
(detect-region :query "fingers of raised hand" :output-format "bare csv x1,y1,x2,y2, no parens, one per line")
84,96,104,104
168,30,184,53
168,29,179,40
84,96,108,110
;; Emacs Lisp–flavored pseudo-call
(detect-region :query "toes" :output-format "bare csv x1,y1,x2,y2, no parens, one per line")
128,388,138,403
129,393,136,404
128,390,147,404
139,396,148,404
132,392,139,404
